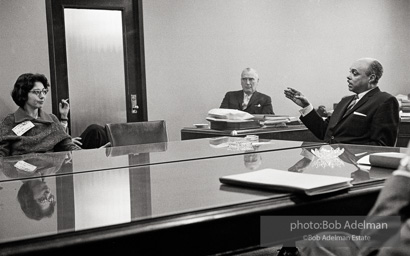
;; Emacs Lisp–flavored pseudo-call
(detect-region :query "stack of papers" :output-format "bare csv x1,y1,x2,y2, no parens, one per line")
208,108,254,120
263,116,291,125
401,112,410,119
206,108,261,130
399,97,410,119
253,115,299,126
220,169,352,196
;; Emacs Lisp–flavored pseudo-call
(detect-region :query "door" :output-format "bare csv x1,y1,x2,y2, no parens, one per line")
46,0,147,136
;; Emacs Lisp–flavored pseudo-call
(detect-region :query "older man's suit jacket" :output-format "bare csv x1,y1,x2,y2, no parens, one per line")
300,87,399,146
220,90,274,114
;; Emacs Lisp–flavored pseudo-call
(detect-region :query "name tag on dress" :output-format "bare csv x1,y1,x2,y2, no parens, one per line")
12,121,35,136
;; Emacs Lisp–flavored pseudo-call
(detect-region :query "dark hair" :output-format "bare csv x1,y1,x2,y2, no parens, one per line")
17,180,56,221
365,60,383,84
11,73,50,108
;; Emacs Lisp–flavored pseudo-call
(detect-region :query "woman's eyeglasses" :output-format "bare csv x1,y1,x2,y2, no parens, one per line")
30,89,49,96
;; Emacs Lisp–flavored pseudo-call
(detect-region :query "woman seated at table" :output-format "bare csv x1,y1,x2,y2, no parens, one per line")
0,73,81,157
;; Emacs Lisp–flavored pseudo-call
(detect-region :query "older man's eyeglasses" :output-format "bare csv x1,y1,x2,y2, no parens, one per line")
30,89,49,96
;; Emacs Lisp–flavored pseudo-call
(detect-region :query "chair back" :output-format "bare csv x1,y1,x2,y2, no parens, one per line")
105,120,168,147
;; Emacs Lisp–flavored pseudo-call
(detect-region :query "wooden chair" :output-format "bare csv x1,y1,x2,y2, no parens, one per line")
105,120,168,147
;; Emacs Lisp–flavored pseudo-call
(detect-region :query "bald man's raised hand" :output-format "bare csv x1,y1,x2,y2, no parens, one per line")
284,87,310,108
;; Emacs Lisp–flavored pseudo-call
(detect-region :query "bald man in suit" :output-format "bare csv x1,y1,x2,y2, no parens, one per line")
220,68,274,115
284,58,399,147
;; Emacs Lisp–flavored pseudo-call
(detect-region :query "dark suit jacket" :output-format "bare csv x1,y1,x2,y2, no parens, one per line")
300,87,399,146
358,174,410,256
220,90,274,114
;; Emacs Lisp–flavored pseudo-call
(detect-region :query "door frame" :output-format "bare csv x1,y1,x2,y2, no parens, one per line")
45,0,147,126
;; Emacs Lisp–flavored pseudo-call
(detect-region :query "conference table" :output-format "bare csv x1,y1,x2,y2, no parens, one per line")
0,138,405,255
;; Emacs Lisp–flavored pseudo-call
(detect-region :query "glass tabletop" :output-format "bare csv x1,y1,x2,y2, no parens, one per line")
0,143,403,245
0,138,324,182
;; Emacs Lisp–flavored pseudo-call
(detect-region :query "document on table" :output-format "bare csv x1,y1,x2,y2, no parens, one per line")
220,169,352,196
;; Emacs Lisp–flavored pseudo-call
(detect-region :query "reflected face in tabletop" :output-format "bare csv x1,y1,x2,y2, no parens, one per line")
18,179,56,220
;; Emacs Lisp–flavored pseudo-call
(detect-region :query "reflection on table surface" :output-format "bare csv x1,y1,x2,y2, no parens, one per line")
0,143,403,246
0,138,323,182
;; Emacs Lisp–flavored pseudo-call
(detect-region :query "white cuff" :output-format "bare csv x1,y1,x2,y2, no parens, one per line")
299,104,314,117
60,122,68,130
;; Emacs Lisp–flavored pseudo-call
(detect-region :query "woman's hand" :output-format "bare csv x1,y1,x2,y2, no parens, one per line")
59,99,70,119
71,137,83,147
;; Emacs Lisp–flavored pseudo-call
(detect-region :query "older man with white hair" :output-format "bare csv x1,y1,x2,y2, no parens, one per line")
220,68,274,114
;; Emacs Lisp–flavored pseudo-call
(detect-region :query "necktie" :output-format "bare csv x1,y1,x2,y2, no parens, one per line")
346,94,359,112
242,94,252,110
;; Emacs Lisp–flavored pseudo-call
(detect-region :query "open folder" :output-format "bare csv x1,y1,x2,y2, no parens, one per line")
220,169,353,196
